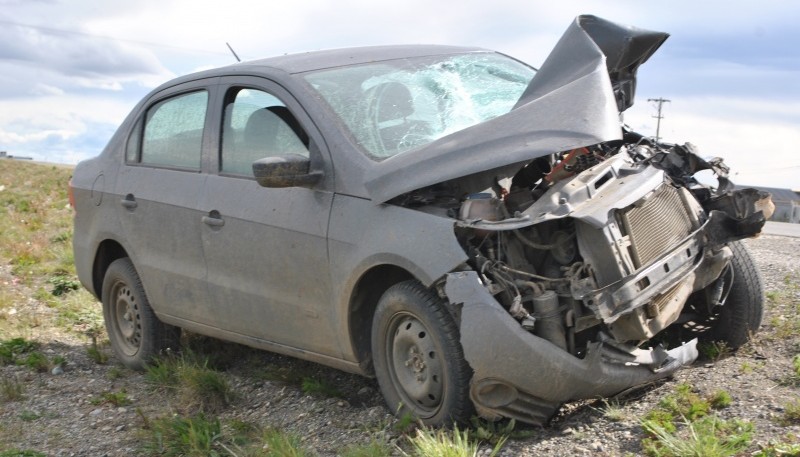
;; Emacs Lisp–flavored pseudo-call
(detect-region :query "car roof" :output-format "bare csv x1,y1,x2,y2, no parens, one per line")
161,44,492,88
237,44,490,74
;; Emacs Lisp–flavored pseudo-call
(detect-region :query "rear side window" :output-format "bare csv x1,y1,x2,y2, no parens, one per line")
220,88,309,176
139,91,208,169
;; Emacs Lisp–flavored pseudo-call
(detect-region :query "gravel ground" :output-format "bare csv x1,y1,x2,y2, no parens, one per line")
1,234,798,456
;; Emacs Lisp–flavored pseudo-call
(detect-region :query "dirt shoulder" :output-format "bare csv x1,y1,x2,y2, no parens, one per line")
1,235,799,456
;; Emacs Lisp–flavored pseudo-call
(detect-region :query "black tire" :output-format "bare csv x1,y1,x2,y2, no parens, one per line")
711,241,764,348
102,258,180,370
371,280,473,426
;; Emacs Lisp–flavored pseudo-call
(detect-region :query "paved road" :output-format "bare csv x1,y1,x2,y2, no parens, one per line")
763,221,800,238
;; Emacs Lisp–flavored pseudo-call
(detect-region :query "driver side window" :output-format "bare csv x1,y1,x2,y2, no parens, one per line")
220,88,310,176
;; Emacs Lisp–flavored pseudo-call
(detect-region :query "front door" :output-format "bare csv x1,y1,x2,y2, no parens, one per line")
198,78,339,356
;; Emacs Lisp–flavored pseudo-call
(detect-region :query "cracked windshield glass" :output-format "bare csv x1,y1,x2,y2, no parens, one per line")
304,53,536,160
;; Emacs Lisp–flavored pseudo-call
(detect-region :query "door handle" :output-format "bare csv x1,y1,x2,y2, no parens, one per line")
202,210,225,227
120,194,137,210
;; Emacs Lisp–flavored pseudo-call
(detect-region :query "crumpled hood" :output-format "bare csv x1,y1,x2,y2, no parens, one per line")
365,15,669,204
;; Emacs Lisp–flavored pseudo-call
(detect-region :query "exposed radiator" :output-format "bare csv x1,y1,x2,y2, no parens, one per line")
619,184,694,269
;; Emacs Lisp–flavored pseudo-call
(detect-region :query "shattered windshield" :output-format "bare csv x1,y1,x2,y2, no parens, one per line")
303,52,536,160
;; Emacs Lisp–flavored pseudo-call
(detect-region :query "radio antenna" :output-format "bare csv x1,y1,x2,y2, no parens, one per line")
226,42,241,62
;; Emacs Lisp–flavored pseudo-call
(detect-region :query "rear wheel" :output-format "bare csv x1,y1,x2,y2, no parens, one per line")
710,241,764,348
371,280,472,426
102,258,180,370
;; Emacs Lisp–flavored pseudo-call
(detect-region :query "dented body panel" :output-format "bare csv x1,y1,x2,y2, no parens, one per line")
446,271,698,424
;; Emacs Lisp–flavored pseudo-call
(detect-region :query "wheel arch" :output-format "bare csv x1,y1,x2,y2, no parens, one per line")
347,264,415,375
92,239,130,299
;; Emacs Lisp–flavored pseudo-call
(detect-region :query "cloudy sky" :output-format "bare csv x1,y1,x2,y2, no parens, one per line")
1,0,798,188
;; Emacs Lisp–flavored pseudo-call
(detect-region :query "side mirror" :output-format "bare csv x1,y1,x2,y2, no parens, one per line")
252,154,323,188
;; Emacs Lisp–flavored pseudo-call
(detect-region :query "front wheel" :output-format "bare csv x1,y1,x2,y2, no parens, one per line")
371,280,473,426
710,241,764,348
102,258,180,370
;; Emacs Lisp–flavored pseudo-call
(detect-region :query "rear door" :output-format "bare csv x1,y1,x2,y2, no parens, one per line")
198,77,339,356
114,79,218,321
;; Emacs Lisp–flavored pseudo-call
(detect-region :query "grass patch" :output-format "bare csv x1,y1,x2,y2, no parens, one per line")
709,390,732,409
402,425,506,457
393,411,416,434
641,384,752,456
0,162,74,286
642,415,753,457
86,334,110,365
470,417,535,443
144,414,225,456
1,375,26,402
48,275,80,297
90,390,131,407
0,337,39,365
19,411,41,422
697,341,731,362
145,351,234,414
340,438,394,457
753,439,800,456
592,398,632,422
260,428,311,456
779,398,800,425
0,451,47,457
766,275,800,341
301,376,343,398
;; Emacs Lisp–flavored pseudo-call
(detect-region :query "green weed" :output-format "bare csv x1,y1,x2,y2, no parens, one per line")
18,411,41,422
106,366,125,380
260,428,311,457
1,375,26,402
340,438,394,457
698,341,731,362
709,391,732,409
402,425,506,457
642,415,753,457
0,337,38,365
470,417,535,443
393,410,416,434
86,332,109,365
0,450,47,457
144,414,225,457
19,351,50,372
753,439,800,456
90,390,131,407
301,376,343,398
48,275,80,296
780,398,800,425
145,351,234,413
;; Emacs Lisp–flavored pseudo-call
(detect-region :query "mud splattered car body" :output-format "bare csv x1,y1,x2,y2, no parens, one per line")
72,15,771,425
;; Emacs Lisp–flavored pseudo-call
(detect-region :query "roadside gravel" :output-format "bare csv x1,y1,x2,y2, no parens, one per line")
1,234,798,456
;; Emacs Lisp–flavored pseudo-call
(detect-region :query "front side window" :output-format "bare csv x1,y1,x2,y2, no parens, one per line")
221,88,309,176
140,91,208,169
303,52,535,160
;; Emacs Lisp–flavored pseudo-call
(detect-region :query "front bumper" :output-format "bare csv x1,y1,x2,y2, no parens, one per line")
445,270,698,425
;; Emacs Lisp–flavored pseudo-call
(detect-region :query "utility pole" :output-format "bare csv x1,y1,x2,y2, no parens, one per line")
647,97,671,142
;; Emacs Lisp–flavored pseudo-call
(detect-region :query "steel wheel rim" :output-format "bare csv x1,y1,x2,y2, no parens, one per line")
385,312,443,415
111,280,141,356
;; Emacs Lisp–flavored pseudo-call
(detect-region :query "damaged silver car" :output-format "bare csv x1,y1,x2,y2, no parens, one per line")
71,15,773,426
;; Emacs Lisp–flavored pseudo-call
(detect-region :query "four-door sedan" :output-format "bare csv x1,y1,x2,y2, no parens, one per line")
72,15,772,425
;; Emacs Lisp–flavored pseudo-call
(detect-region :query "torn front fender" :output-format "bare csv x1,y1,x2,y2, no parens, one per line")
445,270,698,425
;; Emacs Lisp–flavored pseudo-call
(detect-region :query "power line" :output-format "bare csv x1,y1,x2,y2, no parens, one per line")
647,97,671,142
0,18,230,57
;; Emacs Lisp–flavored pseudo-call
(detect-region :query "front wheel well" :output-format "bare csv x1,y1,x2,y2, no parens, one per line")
348,265,414,374
92,240,129,299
